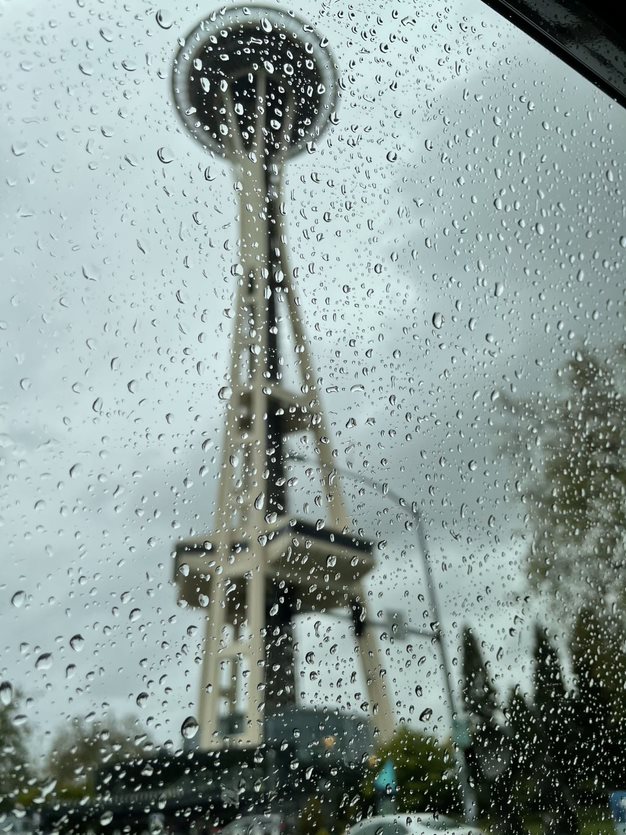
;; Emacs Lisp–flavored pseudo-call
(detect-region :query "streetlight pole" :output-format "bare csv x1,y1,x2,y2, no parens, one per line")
286,454,477,822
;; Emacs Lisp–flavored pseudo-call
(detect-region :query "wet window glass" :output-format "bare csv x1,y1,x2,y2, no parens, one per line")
1,1,624,835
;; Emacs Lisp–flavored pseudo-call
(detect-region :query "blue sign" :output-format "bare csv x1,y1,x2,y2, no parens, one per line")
609,792,626,823
374,759,398,795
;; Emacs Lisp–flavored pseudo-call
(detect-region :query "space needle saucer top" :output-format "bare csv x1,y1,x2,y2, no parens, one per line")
171,5,339,160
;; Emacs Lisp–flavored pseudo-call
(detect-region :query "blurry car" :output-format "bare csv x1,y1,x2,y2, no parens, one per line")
346,814,484,835
221,814,288,835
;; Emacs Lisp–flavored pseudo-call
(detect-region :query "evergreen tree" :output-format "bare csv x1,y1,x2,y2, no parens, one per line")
570,607,626,794
461,626,504,817
0,686,31,811
461,626,500,731
531,625,578,835
502,686,536,811
533,625,567,732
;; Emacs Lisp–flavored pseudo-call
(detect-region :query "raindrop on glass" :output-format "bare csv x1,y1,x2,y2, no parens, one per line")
69,634,84,652
157,147,174,164
35,653,52,671
181,715,199,739
155,9,173,29
0,681,13,706
11,591,25,608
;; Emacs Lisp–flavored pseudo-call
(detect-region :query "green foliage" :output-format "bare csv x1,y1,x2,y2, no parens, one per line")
364,727,458,815
461,626,500,732
461,626,508,818
532,625,567,728
529,625,579,832
0,688,31,811
298,795,330,835
460,619,626,832
44,713,153,797
570,607,626,793
500,345,626,615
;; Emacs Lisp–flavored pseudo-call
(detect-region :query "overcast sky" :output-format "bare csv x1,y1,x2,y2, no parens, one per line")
1,0,624,758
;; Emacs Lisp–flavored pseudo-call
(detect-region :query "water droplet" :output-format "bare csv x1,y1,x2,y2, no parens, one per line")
218,385,232,401
620,236,626,248
19,378,31,391
12,143,27,157
494,281,504,297
66,664,76,679
432,312,444,329
386,150,397,162
181,715,199,739
136,691,149,708
11,591,25,608
155,9,173,29
254,493,265,510
78,63,94,77
419,707,433,722
0,681,13,706
157,147,174,164
35,653,52,671
261,16,272,32
100,811,113,826
82,264,100,281
129,608,141,622
69,463,81,479
69,634,84,652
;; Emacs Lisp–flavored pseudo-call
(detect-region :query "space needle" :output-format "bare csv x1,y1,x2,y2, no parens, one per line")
171,5,395,753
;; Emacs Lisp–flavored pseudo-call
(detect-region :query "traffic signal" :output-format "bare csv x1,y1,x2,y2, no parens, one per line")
350,598,365,638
